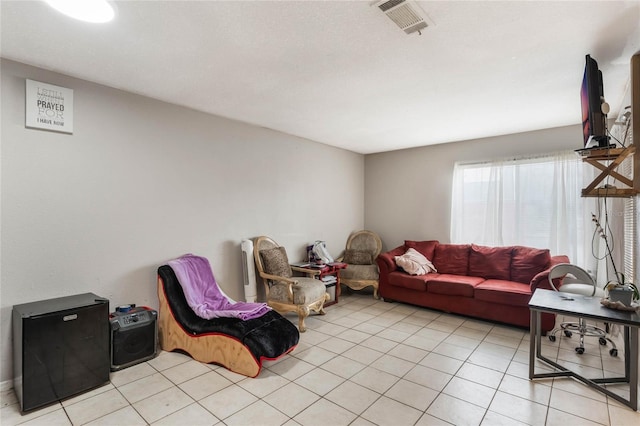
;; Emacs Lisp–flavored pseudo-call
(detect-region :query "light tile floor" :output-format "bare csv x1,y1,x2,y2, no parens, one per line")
2,292,640,425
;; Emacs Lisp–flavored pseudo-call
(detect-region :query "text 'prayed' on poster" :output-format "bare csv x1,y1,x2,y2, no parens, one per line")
25,79,74,134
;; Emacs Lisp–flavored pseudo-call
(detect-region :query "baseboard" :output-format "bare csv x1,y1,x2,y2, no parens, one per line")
1,379,14,392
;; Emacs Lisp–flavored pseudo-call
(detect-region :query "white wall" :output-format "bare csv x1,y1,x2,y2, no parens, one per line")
0,59,364,384
364,126,581,251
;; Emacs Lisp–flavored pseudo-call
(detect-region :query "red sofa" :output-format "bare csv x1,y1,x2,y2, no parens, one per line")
377,241,569,332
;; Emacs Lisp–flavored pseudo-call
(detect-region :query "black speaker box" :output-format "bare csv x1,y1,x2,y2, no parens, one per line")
110,306,158,371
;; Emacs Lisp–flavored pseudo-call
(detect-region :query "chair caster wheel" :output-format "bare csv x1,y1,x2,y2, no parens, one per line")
564,330,573,338
548,335,556,342
610,349,618,357
599,337,607,346
575,347,584,354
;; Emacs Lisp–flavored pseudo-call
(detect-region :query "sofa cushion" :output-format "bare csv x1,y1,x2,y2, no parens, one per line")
405,240,439,261
432,244,470,275
388,271,429,292
341,264,378,281
270,277,327,304
468,244,513,281
426,274,484,297
474,279,532,307
343,249,373,265
395,248,437,275
260,247,292,278
511,246,551,284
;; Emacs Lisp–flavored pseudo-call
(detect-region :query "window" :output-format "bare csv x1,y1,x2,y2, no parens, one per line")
623,197,636,283
450,151,593,266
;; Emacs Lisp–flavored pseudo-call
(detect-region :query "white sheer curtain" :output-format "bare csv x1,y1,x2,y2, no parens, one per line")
450,151,597,268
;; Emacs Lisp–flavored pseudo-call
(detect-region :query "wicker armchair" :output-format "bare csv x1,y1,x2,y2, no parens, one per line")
253,236,329,332
339,230,382,299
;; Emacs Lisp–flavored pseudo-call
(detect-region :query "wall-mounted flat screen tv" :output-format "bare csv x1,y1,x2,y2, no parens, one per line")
581,54,608,148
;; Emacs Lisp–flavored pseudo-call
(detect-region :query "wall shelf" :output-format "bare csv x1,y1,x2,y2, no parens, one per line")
581,144,638,198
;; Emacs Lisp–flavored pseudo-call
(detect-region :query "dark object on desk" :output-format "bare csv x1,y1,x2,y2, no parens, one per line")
13,293,110,412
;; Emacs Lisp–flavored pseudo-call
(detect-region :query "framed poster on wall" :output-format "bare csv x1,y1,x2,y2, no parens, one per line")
25,79,74,134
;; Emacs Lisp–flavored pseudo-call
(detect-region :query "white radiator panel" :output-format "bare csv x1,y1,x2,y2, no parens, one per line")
241,239,258,302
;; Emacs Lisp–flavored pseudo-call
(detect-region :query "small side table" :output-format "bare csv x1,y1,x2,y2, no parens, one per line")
293,262,346,307
318,263,347,307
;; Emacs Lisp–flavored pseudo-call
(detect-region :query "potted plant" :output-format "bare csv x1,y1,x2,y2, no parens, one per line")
605,273,639,306
593,214,639,306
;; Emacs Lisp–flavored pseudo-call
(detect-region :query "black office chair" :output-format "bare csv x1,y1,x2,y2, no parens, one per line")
547,263,617,356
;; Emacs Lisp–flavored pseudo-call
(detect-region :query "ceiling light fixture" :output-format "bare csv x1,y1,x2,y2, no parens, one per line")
44,0,115,23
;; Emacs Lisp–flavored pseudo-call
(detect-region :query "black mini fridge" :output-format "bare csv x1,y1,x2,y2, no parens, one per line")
13,293,110,412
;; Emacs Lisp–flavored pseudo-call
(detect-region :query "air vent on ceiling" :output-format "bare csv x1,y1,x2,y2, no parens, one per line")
375,0,431,35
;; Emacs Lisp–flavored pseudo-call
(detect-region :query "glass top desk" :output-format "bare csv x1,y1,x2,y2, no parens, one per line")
529,288,639,410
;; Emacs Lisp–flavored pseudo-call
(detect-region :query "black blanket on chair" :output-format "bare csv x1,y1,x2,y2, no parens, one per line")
158,265,299,359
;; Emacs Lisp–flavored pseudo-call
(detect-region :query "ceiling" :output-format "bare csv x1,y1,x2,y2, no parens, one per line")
2,1,639,154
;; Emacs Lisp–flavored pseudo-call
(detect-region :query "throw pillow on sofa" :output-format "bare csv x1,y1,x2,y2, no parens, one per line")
468,244,512,280
395,248,437,275
511,246,551,283
433,244,470,275
404,240,439,260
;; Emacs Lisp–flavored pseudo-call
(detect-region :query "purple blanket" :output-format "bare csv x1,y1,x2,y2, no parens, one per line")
167,254,270,321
